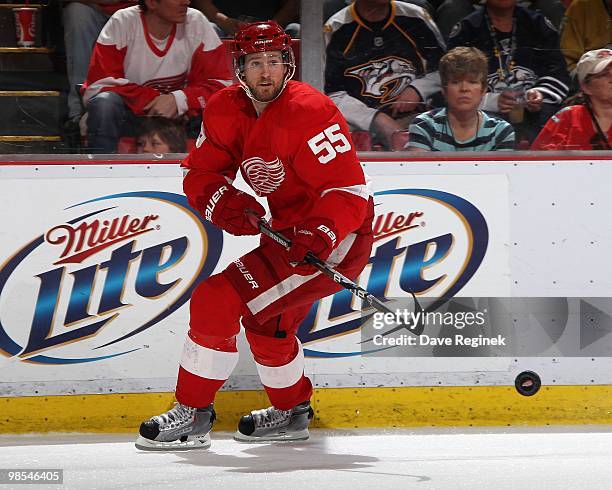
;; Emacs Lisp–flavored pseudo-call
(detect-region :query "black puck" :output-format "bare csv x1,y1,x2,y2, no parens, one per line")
515,371,541,396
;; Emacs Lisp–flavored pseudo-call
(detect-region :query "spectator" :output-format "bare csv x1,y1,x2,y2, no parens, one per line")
324,0,446,150
532,49,611,150
136,117,187,153
82,0,232,153
325,0,351,23
560,0,612,77
325,0,436,22
435,0,477,40
523,0,566,29
407,46,515,151
61,0,136,137
193,0,300,38
447,0,570,143
436,1,566,41
403,0,436,16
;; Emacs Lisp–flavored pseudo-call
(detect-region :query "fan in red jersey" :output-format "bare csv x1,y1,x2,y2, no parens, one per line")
136,21,374,451
81,0,232,153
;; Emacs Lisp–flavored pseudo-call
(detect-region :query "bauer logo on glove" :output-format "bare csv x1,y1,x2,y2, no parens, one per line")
204,185,228,221
287,219,338,274
316,224,336,246
198,182,265,236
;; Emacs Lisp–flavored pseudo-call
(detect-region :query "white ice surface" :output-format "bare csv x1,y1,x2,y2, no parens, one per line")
1,427,611,489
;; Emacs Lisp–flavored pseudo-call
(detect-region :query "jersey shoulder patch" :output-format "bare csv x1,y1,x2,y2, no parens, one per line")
549,105,575,124
448,22,462,39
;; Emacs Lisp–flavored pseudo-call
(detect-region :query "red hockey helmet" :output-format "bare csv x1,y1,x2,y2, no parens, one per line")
232,21,296,102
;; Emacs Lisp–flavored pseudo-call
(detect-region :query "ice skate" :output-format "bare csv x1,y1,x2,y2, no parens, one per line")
135,402,215,451
234,401,313,442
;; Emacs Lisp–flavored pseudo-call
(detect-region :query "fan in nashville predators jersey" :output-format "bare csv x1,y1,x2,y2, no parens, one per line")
447,0,570,141
324,0,446,149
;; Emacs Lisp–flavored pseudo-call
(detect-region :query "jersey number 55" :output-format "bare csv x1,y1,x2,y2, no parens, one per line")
307,123,352,164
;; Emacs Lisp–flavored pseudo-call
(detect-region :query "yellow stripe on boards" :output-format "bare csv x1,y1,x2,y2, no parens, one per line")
0,4,43,7
0,91,60,97
2,386,612,434
314,386,612,428
0,47,53,53
0,136,60,142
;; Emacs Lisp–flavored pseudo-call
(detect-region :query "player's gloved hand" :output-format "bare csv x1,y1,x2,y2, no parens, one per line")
287,219,338,275
198,183,265,236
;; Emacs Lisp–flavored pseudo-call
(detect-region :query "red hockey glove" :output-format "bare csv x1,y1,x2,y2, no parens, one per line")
198,183,265,236
287,219,338,275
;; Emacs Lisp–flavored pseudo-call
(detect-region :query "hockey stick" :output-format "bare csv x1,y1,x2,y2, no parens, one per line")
251,215,424,336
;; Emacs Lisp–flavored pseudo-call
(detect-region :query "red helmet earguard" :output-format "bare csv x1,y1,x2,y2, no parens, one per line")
232,21,296,102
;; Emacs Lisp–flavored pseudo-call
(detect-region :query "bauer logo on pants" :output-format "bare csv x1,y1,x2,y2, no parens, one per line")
0,191,222,364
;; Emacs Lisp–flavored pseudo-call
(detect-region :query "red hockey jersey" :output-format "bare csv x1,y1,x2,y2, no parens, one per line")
82,6,232,115
183,81,373,243
531,105,612,151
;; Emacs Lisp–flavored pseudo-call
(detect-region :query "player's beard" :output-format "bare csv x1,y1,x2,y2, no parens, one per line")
249,81,283,102
247,69,287,102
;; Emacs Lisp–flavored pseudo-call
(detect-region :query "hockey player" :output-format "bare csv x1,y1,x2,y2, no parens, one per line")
135,21,374,450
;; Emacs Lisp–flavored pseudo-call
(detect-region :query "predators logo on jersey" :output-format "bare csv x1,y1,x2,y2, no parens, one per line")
345,56,416,104
486,64,536,93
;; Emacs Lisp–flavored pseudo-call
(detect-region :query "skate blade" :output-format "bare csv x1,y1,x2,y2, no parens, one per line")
135,433,211,451
233,429,309,443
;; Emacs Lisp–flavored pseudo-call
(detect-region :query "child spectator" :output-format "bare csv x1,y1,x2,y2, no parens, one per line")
407,46,515,151
532,49,612,150
136,117,187,153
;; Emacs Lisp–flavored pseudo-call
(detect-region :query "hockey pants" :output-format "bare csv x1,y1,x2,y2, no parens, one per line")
175,231,372,410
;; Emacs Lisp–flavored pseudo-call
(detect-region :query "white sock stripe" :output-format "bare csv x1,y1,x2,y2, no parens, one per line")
255,340,305,389
246,233,357,316
180,335,239,380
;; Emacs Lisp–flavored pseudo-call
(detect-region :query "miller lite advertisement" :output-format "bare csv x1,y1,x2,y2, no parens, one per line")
299,175,510,359
0,170,509,389
0,176,225,382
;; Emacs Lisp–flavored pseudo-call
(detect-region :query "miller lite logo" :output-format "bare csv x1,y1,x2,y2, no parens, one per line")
297,188,491,357
241,156,286,196
46,214,159,265
346,56,416,103
0,191,222,364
